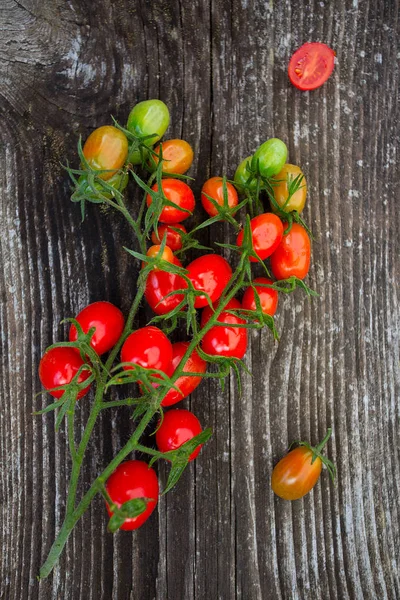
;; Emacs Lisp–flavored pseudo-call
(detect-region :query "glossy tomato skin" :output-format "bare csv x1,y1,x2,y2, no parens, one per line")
151,139,194,174
39,347,91,399
237,213,284,262
121,326,172,374
105,460,159,530
146,179,195,224
288,42,335,91
234,156,257,192
201,177,239,217
187,254,232,309
156,409,203,461
145,244,174,265
252,138,287,179
145,256,188,316
83,126,128,181
69,301,125,355
151,224,187,251
271,447,322,500
201,298,248,359
242,278,278,316
272,164,307,213
127,99,170,145
162,342,207,407
270,223,311,280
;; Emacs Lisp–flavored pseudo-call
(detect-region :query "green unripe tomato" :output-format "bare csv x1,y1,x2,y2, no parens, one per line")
251,138,288,178
127,99,170,146
234,156,257,192
78,171,128,200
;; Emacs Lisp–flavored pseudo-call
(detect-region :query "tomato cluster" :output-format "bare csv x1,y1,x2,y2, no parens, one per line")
39,95,331,544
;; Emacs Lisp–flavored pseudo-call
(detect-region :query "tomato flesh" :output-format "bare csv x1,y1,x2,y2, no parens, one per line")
105,460,159,530
162,342,207,407
237,213,284,262
146,179,195,224
201,298,248,359
69,301,124,355
186,254,232,309
242,278,278,317
288,42,335,91
271,447,322,500
156,409,203,460
39,347,91,399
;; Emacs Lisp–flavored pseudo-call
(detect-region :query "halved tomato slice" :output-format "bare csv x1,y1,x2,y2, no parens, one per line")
288,42,335,91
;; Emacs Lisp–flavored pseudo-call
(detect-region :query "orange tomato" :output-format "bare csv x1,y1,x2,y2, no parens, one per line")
82,126,128,180
143,245,174,269
201,177,238,217
272,164,307,213
151,139,194,174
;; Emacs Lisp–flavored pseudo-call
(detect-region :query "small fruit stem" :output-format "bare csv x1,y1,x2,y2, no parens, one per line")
315,428,332,454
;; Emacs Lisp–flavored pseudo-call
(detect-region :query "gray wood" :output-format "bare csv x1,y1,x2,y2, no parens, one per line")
1,0,399,598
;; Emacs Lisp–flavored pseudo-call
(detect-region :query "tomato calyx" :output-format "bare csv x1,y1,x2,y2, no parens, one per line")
290,428,336,481
104,492,152,533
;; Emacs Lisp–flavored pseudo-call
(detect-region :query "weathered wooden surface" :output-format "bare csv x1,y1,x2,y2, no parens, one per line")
1,0,399,598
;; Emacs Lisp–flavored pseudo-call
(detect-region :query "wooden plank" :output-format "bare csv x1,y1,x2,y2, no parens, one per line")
0,0,399,598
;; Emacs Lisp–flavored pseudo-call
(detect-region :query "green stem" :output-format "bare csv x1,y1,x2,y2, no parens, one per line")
315,428,332,454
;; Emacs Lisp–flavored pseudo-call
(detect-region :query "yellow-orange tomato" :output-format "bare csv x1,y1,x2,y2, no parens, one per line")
271,446,322,500
142,244,174,269
271,164,307,213
83,126,128,180
151,139,194,174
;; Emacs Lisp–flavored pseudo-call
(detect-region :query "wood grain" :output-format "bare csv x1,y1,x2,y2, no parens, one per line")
1,0,399,598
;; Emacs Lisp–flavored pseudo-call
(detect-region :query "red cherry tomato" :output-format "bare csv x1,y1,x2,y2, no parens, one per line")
237,213,283,262
146,179,195,224
121,326,173,375
151,224,187,252
156,409,203,461
201,177,239,217
145,256,188,316
82,126,128,180
39,347,91,399
69,301,124,355
201,298,248,359
105,460,159,530
162,342,207,407
288,42,335,91
242,278,278,317
270,223,311,280
187,254,232,309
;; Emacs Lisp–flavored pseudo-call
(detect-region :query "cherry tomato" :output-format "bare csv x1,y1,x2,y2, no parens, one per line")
127,99,170,145
271,429,334,500
270,223,311,280
187,254,232,309
151,224,187,252
121,326,172,375
271,164,307,213
151,139,194,174
39,347,91,399
162,342,207,407
237,213,284,262
242,278,278,316
288,42,335,91
145,256,188,316
234,156,257,192
146,179,195,224
251,138,288,179
145,244,174,267
201,177,239,217
156,409,203,461
69,301,124,356
105,460,159,530
201,298,248,359
82,126,128,181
